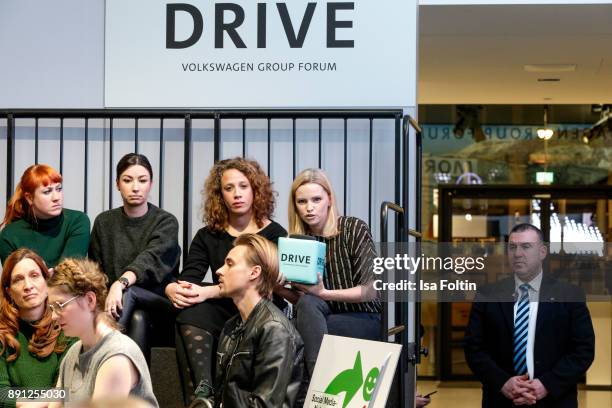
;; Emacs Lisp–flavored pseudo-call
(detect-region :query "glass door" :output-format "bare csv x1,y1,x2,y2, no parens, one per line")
437,185,611,380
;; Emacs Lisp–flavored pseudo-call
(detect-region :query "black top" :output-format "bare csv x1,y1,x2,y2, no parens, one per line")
214,299,303,408
180,221,287,285
174,221,287,334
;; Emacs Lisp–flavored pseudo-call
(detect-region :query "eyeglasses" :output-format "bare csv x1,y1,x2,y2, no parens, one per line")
48,295,79,314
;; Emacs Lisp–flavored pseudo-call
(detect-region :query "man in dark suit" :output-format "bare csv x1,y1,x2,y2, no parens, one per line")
464,223,594,407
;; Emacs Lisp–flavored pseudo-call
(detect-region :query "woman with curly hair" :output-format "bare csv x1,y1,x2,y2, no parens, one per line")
0,164,90,267
164,157,286,405
47,258,158,408
0,248,69,408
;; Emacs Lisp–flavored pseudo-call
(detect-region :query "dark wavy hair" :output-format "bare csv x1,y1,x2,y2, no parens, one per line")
203,157,275,233
0,248,65,362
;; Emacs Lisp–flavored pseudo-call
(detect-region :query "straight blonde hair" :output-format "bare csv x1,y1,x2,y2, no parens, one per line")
288,168,340,237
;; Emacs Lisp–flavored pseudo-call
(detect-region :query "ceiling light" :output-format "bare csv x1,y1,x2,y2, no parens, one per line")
524,64,576,73
537,128,554,140
537,106,554,140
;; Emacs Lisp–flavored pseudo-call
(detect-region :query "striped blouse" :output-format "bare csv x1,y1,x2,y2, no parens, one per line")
312,216,381,314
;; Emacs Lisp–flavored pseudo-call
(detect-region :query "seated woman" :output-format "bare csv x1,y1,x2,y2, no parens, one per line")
0,164,90,267
89,153,180,363
0,248,69,408
0,248,70,408
164,157,286,404
47,258,158,408
286,168,381,377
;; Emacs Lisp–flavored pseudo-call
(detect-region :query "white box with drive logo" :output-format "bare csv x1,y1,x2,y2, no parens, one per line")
278,237,326,284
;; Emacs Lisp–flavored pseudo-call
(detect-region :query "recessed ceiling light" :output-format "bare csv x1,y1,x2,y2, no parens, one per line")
524,64,576,73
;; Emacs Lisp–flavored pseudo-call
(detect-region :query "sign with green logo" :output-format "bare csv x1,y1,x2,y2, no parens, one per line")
305,335,402,408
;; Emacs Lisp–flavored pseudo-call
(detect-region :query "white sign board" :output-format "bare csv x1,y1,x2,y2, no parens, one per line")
105,0,417,108
305,335,402,408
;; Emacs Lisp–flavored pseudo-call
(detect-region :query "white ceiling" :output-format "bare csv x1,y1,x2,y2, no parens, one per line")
418,4,612,103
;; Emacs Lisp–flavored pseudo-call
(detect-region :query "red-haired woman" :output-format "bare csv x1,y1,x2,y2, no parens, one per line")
0,248,70,408
164,157,286,405
0,164,90,268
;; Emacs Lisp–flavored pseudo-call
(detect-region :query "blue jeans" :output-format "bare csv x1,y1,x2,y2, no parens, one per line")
295,294,381,376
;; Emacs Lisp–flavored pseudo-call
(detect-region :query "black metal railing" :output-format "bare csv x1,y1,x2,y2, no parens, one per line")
2,108,423,406
1,109,404,263
379,115,423,408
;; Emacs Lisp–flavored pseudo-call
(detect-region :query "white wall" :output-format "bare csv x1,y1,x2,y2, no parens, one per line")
0,1,104,108
421,0,612,4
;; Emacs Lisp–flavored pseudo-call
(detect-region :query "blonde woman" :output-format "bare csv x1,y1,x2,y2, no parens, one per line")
286,168,381,377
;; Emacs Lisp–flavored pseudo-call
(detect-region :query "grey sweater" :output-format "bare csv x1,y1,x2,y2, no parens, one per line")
89,203,180,292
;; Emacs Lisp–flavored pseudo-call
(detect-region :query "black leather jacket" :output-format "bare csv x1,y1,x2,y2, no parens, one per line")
213,298,304,408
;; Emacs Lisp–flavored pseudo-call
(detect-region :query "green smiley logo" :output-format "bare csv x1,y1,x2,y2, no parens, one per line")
324,352,385,407
362,367,380,401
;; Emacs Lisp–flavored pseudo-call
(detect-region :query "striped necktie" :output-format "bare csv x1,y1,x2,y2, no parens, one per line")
513,283,530,375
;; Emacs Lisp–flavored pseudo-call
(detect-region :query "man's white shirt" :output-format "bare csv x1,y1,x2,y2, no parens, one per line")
514,271,543,380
